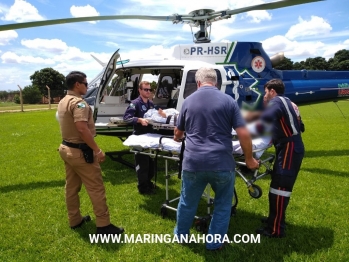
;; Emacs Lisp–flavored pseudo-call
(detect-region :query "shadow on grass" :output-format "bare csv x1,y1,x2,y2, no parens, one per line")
0,179,64,193
138,185,181,220
73,221,125,252
101,156,180,187
187,209,334,261
302,167,348,178
305,150,349,158
101,155,136,186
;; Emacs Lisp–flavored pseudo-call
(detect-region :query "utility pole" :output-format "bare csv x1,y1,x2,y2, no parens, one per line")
46,85,51,109
17,85,24,112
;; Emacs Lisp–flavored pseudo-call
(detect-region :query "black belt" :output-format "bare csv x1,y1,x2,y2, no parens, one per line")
62,140,86,149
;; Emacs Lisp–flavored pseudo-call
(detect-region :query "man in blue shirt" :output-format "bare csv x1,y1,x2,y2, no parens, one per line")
123,81,156,195
256,79,305,238
173,67,259,250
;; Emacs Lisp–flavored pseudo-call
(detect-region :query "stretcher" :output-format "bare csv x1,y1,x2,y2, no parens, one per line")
123,127,275,231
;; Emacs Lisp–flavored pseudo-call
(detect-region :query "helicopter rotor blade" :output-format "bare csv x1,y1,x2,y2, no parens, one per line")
224,0,324,16
0,0,324,32
0,15,178,31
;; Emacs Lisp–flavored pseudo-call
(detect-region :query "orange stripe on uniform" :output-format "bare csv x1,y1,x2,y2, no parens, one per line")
282,142,289,169
279,118,289,137
277,191,285,235
288,142,294,170
273,193,280,234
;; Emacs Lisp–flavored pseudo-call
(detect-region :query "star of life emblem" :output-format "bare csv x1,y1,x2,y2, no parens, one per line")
251,56,265,73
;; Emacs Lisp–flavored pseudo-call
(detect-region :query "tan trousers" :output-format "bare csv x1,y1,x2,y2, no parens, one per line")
59,144,110,227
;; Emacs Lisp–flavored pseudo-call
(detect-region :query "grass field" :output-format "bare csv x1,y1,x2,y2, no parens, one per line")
0,101,57,111
0,101,348,262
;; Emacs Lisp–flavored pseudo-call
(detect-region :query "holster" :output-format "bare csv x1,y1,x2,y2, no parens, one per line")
79,144,94,163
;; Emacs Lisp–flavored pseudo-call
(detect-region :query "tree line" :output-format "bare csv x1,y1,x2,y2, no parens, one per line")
274,49,349,71
0,67,66,104
1,49,348,104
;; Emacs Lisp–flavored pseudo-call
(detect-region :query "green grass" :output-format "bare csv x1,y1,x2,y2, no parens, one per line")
0,101,348,261
0,101,57,111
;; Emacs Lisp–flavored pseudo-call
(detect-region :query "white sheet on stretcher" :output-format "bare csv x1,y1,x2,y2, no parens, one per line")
144,108,179,126
123,134,272,159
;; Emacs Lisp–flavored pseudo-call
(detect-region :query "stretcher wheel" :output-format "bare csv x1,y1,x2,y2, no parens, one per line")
248,184,262,199
160,206,168,218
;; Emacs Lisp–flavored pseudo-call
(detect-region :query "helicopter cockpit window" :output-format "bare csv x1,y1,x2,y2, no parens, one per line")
157,76,173,99
183,70,222,99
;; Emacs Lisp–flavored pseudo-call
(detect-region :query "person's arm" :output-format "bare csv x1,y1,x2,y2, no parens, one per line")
243,110,262,123
158,108,167,118
124,102,149,126
235,126,259,170
174,127,184,142
75,121,105,162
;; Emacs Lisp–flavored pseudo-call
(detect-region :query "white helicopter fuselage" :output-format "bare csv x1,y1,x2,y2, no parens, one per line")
93,43,241,135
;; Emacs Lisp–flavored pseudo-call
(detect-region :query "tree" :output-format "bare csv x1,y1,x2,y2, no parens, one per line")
22,85,42,104
150,81,157,91
30,68,66,101
303,57,328,70
328,49,349,71
13,94,20,104
273,57,294,70
293,61,305,70
0,91,8,101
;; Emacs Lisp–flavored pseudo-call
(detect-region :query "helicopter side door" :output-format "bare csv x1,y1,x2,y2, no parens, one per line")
176,67,224,112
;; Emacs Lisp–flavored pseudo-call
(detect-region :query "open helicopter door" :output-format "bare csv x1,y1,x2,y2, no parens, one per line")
93,50,134,136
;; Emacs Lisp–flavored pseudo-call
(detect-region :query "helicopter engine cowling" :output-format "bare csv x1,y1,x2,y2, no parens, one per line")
270,52,284,67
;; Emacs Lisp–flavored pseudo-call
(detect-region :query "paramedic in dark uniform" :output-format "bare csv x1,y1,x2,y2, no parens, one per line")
256,79,304,238
123,81,155,195
58,71,124,235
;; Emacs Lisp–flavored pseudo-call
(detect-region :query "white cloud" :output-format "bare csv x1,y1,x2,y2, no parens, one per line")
0,30,18,46
286,16,332,40
1,51,55,64
21,38,68,53
70,5,100,24
228,0,272,23
246,10,272,23
1,0,44,23
105,42,119,48
261,14,348,61
0,4,7,14
322,41,349,59
261,35,340,60
120,45,172,60
53,47,90,62
0,67,25,86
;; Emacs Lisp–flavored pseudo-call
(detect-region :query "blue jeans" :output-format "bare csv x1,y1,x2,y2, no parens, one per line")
174,170,235,250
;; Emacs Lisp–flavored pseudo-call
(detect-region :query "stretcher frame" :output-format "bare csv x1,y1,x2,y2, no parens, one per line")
129,133,275,232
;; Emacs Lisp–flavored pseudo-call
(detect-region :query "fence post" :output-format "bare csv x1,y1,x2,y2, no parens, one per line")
17,85,24,112
46,85,51,109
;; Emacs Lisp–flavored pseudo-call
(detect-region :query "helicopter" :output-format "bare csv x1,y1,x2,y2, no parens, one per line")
1,0,349,138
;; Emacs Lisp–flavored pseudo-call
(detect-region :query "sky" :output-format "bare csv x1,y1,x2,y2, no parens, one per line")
0,0,349,91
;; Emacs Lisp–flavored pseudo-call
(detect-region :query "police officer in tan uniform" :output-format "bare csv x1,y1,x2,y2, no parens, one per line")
58,71,124,235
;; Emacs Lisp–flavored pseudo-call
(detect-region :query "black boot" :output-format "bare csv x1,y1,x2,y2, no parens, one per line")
96,224,124,235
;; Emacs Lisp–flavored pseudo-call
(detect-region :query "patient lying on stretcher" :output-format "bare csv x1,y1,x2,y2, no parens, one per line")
144,108,179,126
127,108,272,158
123,124,272,159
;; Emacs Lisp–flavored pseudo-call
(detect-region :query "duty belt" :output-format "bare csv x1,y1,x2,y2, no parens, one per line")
62,140,87,149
